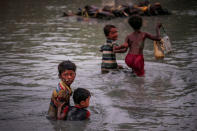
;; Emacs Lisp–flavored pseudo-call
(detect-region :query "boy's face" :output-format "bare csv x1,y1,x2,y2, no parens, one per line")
61,70,76,86
107,28,118,41
80,96,90,108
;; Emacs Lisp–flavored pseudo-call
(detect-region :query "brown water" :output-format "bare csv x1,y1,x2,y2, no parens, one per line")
0,0,197,131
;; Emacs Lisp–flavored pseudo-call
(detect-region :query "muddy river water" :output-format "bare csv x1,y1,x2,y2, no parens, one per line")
0,0,197,130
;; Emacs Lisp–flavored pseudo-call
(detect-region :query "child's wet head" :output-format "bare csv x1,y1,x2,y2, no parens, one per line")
104,24,118,41
58,60,76,85
73,88,91,108
128,15,142,30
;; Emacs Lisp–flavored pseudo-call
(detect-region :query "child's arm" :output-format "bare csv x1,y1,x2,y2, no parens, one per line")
113,42,128,53
114,47,127,53
145,23,162,41
57,102,68,120
155,23,162,40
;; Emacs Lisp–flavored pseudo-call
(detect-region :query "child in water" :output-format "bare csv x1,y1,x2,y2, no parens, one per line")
114,15,162,76
57,88,91,121
47,60,76,120
100,24,127,73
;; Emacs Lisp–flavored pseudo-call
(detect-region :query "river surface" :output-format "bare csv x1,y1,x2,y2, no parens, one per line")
0,0,197,131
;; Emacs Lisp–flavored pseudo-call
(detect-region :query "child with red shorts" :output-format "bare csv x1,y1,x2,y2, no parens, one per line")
114,15,162,76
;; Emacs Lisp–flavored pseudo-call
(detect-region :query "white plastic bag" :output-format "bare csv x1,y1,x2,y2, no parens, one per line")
161,35,172,53
161,26,172,53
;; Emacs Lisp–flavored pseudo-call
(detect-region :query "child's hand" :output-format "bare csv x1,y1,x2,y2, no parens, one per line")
57,101,66,109
118,65,123,69
113,46,117,53
156,22,162,28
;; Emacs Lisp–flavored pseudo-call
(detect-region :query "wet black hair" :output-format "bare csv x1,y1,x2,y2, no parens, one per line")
128,15,142,30
73,88,91,104
58,60,76,78
103,24,116,37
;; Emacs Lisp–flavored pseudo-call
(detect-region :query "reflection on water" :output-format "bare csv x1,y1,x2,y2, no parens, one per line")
0,0,197,131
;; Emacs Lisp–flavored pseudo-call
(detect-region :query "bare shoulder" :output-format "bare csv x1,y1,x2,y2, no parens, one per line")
141,31,148,35
126,33,132,38
142,31,151,37
127,32,135,38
